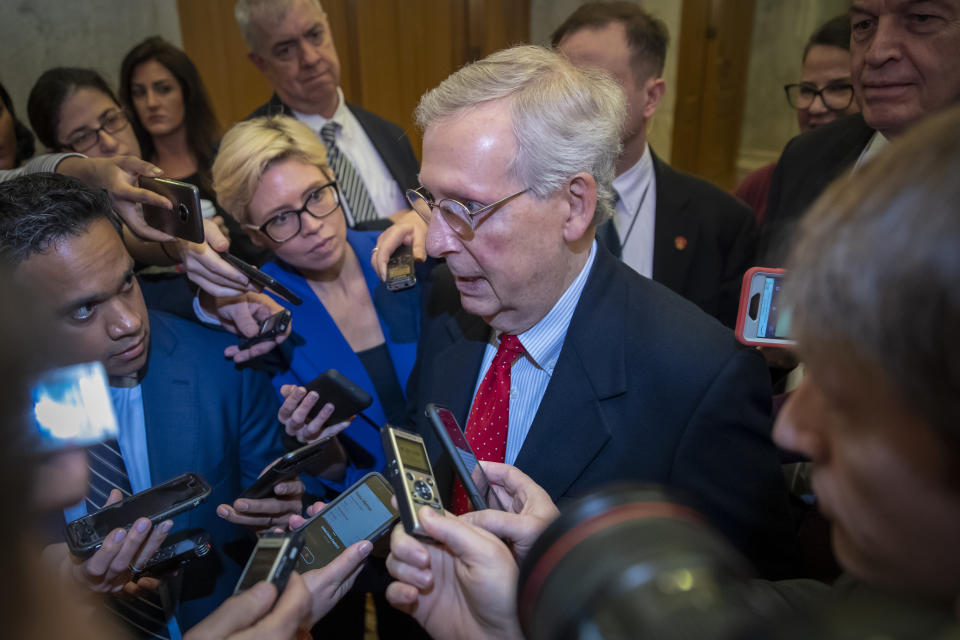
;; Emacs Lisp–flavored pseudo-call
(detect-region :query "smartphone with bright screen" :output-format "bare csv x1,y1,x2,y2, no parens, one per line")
30,362,118,451
736,267,795,347
295,473,397,572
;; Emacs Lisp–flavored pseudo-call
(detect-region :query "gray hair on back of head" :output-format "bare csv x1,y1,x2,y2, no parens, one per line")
415,45,625,227
785,105,960,455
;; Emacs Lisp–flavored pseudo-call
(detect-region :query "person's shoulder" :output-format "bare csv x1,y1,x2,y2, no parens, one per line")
654,155,753,224
346,103,407,137
149,310,237,355
780,113,874,165
244,94,289,121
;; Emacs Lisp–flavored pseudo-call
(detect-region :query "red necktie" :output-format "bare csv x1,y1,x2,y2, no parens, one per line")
452,333,525,515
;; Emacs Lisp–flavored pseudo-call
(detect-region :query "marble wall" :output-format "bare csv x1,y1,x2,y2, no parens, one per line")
737,0,851,175
0,0,181,152
530,0,682,163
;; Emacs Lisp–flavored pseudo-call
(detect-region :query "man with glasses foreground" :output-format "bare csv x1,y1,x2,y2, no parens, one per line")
759,0,960,264
401,45,795,579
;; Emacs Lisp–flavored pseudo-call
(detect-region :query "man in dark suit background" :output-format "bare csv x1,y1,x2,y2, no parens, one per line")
551,1,756,328
235,0,419,226
404,45,794,578
759,0,960,264
0,174,310,634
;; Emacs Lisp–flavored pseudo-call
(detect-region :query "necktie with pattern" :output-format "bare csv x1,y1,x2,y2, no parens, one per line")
320,121,378,224
452,334,525,515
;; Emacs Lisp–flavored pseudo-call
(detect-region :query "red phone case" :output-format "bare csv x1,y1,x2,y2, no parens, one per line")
735,266,787,347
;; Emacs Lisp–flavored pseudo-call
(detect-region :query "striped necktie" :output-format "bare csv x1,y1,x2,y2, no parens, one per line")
320,121,378,224
86,440,173,639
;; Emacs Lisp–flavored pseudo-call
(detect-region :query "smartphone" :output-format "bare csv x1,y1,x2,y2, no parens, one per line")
425,403,504,512
234,531,304,596
238,436,338,500
65,473,212,558
385,244,416,291
29,361,118,452
238,309,292,350
735,267,795,347
303,369,373,424
219,252,303,306
295,472,398,572
381,425,443,540
139,177,205,244
139,528,211,578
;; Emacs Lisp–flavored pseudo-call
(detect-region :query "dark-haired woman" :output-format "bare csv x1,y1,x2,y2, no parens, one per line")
0,80,36,170
120,37,268,264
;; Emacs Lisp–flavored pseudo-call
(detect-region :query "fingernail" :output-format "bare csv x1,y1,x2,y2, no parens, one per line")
274,484,286,495
236,500,249,511
358,540,373,557
136,519,150,533
160,521,173,533
114,529,126,542
152,167,163,175
217,506,229,518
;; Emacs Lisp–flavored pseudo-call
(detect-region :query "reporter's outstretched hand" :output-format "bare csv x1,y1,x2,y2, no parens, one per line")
371,210,427,281
385,506,523,640
57,155,174,242
176,219,252,297
301,539,373,626
218,465,304,531
45,489,172,596
210,291,291,362
461,462,559,562
277,385,352,444
184,573,312,640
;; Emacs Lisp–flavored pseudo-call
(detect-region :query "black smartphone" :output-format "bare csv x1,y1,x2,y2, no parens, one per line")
139,528,211,578
385,244,416,291
234,531,304,596
65,473,212,558
139,176,205,244
295,472,397,572
425,403,504,512
29,361,118,452
219,252,303,306
303,369,373,424
381,425,444,540
238,309,292,350
238,436,338,500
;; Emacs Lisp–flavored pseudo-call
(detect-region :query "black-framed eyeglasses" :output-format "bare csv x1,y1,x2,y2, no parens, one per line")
64,109,130,153
245,181,342,243
405,187,529,239
784,82,855,112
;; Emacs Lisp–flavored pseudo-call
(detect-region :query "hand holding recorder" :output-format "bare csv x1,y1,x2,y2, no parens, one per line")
385,506,523,640
370,210,427,282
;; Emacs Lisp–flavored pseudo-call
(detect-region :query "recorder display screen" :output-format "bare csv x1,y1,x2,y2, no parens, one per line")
396,436,429,472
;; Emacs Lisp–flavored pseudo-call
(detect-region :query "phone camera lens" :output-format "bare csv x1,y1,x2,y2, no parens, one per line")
178,203,189,223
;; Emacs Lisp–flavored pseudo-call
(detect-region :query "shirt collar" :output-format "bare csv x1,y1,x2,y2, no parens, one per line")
493,240,598,375
855,130,889,171
612,143,653,213
291,87,348,129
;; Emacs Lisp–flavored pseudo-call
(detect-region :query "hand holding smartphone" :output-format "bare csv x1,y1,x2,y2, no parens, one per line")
239,437,337,500
139,176,205,244
235,531,304,596
239,309,292,350
303,370,373,424
219,252,303,306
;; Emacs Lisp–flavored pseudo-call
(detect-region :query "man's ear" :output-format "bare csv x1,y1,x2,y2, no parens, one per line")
562,172,598,243
248,51,267,74
642,76,666,120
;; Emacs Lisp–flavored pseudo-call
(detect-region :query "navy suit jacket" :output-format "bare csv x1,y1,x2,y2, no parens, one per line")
407,245,796,578
758,114,875,264
598,151,757,328
247,94,420,196
141,312,284,629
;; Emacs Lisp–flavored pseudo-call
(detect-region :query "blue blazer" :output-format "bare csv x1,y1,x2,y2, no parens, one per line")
141,312,284,629
261,230,422,494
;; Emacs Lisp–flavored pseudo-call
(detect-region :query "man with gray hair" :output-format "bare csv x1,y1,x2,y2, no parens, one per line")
235,0,418,226
404,45,794,578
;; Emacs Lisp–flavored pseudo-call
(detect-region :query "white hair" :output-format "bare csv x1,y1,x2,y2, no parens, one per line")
415,45,625,226
234,0,322,50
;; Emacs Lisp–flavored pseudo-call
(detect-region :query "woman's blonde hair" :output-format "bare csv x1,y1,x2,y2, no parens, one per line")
213,115,329,224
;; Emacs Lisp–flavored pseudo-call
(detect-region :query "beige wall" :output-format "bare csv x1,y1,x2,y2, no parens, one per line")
530,0,682,164
0,0,181,151
737,0,850,176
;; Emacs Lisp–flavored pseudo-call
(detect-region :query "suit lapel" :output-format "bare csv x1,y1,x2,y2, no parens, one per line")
513,248,627,498
651,152,697,293
141,315,201,496
432,312,490,425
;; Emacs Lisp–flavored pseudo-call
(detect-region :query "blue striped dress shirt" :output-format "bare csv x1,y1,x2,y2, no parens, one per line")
469,241,598,465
